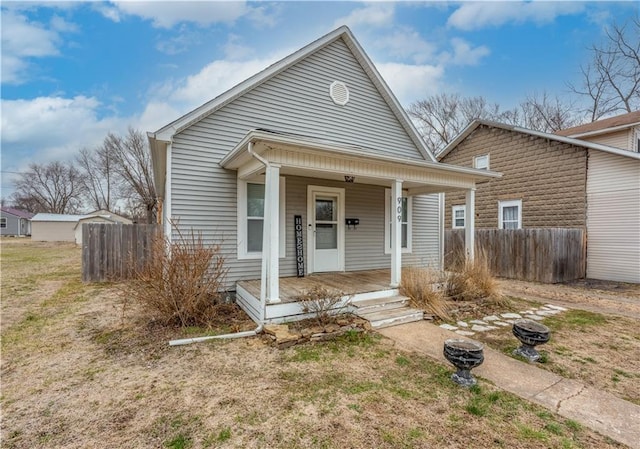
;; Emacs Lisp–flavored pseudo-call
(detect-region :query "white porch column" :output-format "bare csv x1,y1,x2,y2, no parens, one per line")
390,179,403,287
465,188,475,261
261,163,281,304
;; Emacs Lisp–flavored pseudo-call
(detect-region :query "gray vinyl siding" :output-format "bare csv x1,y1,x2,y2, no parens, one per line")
586,150,640,283
169,36,434,288
0,213,19,236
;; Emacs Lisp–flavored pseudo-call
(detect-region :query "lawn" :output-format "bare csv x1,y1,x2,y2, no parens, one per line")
0,239,631,448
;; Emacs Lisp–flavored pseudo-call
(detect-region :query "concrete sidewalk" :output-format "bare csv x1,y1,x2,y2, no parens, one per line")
379,321,640,449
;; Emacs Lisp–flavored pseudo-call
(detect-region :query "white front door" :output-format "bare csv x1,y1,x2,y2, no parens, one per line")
307,186,345,273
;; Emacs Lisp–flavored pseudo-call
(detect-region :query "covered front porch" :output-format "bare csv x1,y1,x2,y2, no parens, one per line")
222,129,500,324
236,268,401,324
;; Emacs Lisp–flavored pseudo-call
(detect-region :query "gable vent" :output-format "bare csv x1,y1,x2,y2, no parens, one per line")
329,81,349,106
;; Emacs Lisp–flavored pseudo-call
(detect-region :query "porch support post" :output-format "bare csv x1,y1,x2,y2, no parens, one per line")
261,163,281,304
390,179,403,288
465,188,475,262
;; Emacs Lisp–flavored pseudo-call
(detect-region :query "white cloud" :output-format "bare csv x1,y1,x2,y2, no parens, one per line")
441,38,490,66
333,2,395,29
373,27,436,64
221,34,255,61
0,96,127,190
1,10,77,84
448,1,585,31
103,1,278,29
377,62,445,106
156,27,201,55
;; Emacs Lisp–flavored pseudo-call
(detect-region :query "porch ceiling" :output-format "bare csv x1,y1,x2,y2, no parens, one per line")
220,129,501,194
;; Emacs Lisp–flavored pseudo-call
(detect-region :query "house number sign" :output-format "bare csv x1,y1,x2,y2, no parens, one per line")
294,215,305,277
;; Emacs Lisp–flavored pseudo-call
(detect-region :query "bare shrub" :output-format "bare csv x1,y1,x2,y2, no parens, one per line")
444,251,503,303
297,285,350,326
400,267,450,320
123,227,227,327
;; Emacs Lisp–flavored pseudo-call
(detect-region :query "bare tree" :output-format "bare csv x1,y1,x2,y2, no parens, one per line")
106,128,157,223
76,145,121,212
569,16,640,120
517,92,581,133
408,93,506,154
11,161,84,214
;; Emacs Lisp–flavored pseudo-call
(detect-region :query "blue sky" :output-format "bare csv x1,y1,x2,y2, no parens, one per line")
1,1,638,198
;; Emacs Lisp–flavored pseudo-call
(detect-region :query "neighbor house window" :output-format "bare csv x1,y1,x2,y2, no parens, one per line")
452,205,465,229
237,177,286,259
474,154,489,170
499,200,522,230
635,129,640,152
0,218,6,228
384,189,412,254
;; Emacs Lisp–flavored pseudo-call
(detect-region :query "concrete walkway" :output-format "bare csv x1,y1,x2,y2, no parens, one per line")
379,321,640,449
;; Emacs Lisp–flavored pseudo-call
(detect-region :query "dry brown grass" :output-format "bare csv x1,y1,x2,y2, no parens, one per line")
444,251,504,304
400,267,450,320
122,227,227,327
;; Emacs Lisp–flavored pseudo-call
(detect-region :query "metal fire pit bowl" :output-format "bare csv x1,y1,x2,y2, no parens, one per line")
443,339,485,387
512,319,550,362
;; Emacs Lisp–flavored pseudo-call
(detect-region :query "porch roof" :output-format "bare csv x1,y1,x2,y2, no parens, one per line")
220,129,501,195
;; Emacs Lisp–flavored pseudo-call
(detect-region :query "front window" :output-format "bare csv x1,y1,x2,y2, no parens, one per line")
384,189,412,253
237,177,286,259
499,200,522,230
0,218,6,228
452,205,465,229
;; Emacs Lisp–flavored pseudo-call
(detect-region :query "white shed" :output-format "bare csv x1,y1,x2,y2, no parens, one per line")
31,213,85,242
74,212,133,245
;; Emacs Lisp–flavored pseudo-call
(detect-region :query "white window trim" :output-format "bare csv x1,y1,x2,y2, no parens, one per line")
452,205,465,229
384,188,412,254
474,154,489,170
498,199,522,230
634,128,640,152
237,176,286,260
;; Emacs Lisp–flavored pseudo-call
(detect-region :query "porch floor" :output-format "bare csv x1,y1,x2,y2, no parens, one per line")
237,268,398,304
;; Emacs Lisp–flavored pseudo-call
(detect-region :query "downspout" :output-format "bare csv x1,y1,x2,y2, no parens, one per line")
169,140,268,346
169,324,263,346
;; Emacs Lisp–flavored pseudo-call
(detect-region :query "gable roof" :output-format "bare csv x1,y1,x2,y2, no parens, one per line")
438,119,640,161
148,25,435,163
555,111,640,137
1,207,34,219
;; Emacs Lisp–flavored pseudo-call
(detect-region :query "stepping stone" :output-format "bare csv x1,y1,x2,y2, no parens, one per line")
455,330,475,336
524,314,544,321
485,325,498,330
493,321,510,327
457,321,469,328
471,324,492,332
501,312,522,319
502,319,517,324
483,315,500,321
539,306,552,311
440,324,458,331
470,320,488,325
546,304,567,311
535,310,556,316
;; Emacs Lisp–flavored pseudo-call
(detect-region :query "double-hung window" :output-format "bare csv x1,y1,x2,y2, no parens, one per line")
238,177,286,259
0,218,6,228
499,199,522,230
452,205,465,229
384,189,412,254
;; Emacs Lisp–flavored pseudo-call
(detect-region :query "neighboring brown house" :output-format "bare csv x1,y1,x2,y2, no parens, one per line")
438,119,640,284
555,110,640,152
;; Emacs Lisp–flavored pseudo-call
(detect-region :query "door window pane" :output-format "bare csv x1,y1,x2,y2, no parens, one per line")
316,223,337,249
315,199,335,221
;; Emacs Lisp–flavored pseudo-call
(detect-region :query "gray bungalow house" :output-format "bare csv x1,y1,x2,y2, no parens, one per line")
0,207,34,237
148,26,499,325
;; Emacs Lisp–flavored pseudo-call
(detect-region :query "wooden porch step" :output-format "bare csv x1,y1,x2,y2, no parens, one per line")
356,306,424,329
351,295,409,314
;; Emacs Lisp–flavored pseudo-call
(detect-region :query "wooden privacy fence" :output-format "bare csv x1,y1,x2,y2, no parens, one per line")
82,223,161,282
444,228,586,283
